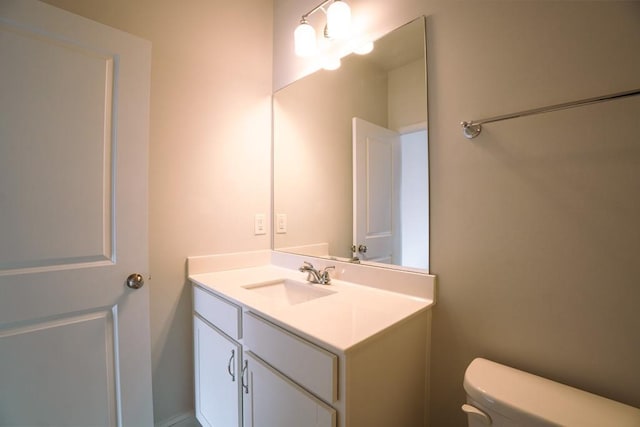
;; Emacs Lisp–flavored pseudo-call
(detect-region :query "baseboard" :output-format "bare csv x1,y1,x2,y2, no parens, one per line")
155,411,198,427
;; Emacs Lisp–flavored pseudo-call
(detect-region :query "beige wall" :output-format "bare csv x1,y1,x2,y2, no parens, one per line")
41,0,273,424
275,1,640,426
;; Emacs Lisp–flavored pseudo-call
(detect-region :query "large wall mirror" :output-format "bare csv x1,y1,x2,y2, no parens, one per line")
273,17,429,272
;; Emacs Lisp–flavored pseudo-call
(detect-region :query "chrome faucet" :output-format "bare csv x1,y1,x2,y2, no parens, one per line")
299,261,334,285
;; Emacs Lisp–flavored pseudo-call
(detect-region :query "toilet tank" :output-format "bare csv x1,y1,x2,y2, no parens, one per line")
462,358,640,427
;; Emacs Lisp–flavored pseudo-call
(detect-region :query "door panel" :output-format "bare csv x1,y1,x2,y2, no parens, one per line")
0,309,118,426
0,18,114,272
0,1,152,425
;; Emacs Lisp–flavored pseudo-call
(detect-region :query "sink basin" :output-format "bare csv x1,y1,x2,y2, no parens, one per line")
242,279,335,305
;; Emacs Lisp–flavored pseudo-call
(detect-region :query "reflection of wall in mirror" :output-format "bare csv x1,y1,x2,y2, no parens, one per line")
388,59,427,131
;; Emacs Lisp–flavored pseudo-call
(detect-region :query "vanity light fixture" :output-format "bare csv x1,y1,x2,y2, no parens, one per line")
294,0,356,65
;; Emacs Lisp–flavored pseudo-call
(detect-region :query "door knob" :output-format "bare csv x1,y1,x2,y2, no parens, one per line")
126,273,145,289
358,244,367,253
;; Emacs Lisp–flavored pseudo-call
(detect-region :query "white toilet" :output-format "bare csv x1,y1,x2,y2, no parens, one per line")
463,358,640,426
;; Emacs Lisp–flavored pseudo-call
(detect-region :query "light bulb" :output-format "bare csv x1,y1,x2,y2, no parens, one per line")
294,20,317,57
326,0,351,40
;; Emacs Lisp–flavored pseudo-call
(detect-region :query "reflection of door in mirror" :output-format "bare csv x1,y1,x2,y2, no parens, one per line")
353,117,400,265
353,118,429,270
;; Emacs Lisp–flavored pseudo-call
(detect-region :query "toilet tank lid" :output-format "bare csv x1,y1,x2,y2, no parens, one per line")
464,358,640,427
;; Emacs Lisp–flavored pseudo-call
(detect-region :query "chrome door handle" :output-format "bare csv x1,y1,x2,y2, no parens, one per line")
126,273,144,289
358,244,367,253
241,360,249,394
227,349,236,381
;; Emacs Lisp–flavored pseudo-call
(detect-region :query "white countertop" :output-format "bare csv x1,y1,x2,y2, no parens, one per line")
189,265,434,353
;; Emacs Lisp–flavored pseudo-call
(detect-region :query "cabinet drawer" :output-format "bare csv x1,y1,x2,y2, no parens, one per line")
243,311,338,403
193,285,241,340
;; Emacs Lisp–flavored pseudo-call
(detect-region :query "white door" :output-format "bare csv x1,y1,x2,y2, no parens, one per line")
0,1,153,425
352,118,401,265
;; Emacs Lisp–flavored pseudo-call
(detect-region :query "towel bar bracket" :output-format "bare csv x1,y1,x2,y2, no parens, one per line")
461,121,482,139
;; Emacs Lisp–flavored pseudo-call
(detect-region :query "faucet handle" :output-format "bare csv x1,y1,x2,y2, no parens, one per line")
299,261,313,272
319,265,335,284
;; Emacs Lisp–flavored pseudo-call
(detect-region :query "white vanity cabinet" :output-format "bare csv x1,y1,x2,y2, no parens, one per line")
193,283,336,427
191,272,431,427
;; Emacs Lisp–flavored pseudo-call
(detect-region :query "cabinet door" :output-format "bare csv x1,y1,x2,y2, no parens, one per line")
194,316,242,427
242,351,336,427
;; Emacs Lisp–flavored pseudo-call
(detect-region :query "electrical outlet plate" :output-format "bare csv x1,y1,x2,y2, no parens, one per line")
276,213,287,234
254,214,266,235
